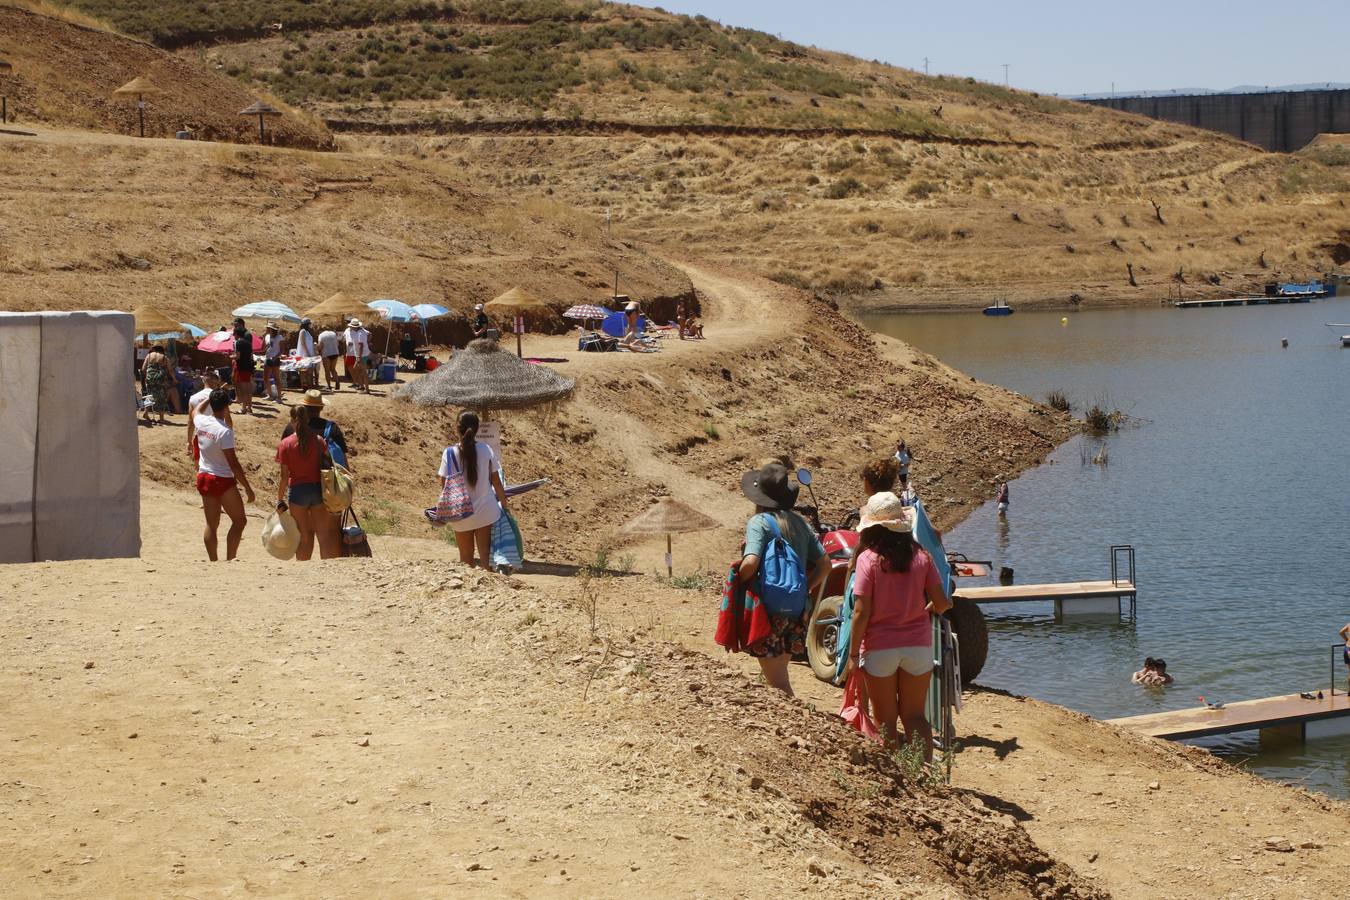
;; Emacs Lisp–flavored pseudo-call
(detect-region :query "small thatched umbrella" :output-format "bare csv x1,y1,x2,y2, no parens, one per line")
485,286,549,357
113,76,164,138
130,303,187,340
623,497,719,576
396,338,574,412
240,100,281,144
303,291,368,325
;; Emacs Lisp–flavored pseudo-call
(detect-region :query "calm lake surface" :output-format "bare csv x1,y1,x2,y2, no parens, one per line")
861,301,1350,798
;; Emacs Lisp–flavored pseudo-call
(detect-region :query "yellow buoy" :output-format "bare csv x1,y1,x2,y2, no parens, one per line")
1060,317,1068,324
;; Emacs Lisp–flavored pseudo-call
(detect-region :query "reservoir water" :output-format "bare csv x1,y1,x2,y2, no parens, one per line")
860,301,1350,799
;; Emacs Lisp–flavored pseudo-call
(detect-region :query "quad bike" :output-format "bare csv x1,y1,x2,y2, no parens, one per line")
792,469,990,687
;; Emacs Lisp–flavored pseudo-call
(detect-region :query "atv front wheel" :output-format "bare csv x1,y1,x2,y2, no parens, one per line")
946,597,988,686
807,594,844,682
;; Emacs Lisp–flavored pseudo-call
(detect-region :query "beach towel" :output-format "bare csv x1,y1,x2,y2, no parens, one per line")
838,668,881,742
714,563,772,653
491,510,524,570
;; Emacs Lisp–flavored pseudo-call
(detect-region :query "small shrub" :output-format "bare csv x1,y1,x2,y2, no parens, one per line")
907,180,941,200
824,177,864,199
1046,390,1070,412
704,422,720,440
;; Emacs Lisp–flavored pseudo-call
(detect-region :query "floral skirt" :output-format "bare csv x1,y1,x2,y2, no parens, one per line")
144,366,169,413
746,612,806,659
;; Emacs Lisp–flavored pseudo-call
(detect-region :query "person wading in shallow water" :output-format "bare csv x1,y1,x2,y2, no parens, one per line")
736,462,829,698
192,388,255,561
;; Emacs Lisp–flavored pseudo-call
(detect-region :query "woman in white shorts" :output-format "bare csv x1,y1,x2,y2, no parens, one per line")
438,410,508,568
845,492,951,761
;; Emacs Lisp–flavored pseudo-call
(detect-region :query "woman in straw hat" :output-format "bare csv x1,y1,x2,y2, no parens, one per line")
736,462,829,697
844,492,951,761
439,410,509,568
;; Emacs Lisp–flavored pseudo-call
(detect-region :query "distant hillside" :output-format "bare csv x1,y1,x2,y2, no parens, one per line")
50,0,1350,304
0,3,333,147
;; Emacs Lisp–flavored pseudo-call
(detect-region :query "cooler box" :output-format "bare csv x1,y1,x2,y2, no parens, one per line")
379,361,396,383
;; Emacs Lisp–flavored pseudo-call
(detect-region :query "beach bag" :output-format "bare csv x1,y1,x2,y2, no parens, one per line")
490,510,524,571
757,513,808,618
322,462,354,513
340,509,372,558
261,509,300,560
322,422,348,469
433,447,473,522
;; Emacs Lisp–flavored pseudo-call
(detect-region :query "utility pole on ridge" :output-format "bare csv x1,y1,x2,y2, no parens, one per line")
922,56,930,77
1002,63,1010,87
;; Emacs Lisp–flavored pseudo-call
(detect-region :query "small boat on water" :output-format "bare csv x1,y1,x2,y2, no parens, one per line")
1325,324,1350,347
983,299,1014,316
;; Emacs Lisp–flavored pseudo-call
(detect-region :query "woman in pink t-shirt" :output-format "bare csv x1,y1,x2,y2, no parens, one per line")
845,492,951,759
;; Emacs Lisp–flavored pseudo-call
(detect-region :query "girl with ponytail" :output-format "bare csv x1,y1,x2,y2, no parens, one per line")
438,409,508,568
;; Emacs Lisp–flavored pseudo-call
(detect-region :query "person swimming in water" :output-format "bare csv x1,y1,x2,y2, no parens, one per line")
1132,657,1173,686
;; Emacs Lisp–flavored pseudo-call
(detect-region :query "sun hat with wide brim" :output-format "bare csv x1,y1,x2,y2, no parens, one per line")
858,492,915,534
348,318,363,328
740,463,799,511
301,389,325,408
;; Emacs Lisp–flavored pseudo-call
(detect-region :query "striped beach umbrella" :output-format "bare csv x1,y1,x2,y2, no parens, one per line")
232,300,302,325
563,304,610,321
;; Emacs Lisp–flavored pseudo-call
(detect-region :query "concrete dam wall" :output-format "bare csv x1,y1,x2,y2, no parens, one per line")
1084,89,1350,152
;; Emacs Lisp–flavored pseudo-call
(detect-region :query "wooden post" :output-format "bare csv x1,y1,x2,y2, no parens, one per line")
2,96,6,124
137,95,145,137
258,113,266,143
666,534,673,577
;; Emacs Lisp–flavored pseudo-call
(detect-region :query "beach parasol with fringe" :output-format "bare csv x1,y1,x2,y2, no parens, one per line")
113,76,163,138
303,291,368,324
485,286,549,357
240,100,281,143
622,497,720,577
395,338,574,413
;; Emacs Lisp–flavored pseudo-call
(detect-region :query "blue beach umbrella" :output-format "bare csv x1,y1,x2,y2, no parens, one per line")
232,300,302,325
148,322,207,341
368,298,418,322
412,303,450,320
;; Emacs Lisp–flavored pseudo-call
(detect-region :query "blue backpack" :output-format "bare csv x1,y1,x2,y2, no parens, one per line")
757,513,808,617
323,421,348,469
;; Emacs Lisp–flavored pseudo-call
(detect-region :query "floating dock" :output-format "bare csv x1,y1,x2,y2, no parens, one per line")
1108,692,1350,744
1174,295,1314,308
953,546,1136,619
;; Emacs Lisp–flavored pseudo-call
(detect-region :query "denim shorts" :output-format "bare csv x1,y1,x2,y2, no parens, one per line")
288,482,324,508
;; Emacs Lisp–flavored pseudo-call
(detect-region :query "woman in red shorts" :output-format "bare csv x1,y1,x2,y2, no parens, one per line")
192,388,256,561
275,405,339,560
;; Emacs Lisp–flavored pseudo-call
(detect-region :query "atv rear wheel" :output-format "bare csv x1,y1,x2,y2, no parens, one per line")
807,594,844,682
946,597,988,686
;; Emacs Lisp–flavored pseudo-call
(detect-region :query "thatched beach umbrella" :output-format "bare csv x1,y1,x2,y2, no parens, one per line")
130,303,187,339
395,338,574,412
240,100,281,144
303,291,367,324
113,76,163,138
485,286,549,357
622,497,719,577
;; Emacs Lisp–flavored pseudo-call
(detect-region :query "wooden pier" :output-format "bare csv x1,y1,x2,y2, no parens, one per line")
952,546,1137,619
1108,692,1350,743
1174,295,1315,308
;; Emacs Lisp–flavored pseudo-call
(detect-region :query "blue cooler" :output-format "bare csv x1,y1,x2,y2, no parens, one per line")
379,361,396,383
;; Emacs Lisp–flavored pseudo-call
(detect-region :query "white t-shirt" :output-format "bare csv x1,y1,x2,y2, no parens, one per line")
344,327,370,358
189,387,213,415
318,330,339,357
438,442,499,511
194,413,236,477
296,330,316,358
265,333,285,360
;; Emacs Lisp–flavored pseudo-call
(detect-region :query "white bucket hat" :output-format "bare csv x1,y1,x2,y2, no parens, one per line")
858,492,915,534
261,509,301,560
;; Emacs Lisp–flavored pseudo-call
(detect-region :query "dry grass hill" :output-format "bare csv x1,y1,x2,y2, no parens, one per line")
0,2,333,147
51,0,1348,308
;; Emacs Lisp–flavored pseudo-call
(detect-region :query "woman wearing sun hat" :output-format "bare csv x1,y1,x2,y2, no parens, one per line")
845,491,951,760
736,462,829,697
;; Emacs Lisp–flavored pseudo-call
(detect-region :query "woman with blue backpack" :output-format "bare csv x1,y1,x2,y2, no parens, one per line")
737,462,829,697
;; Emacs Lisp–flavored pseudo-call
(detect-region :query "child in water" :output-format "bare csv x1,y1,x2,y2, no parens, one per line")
1132,657,1174,686
995,481,1009,516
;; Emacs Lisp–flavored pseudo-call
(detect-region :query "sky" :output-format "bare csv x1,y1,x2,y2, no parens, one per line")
652,1,1347,96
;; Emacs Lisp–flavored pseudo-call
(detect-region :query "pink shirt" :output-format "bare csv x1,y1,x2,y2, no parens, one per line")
853,547,942,651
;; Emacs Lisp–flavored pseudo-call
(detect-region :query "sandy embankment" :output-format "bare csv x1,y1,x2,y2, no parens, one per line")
6,264,1347,898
